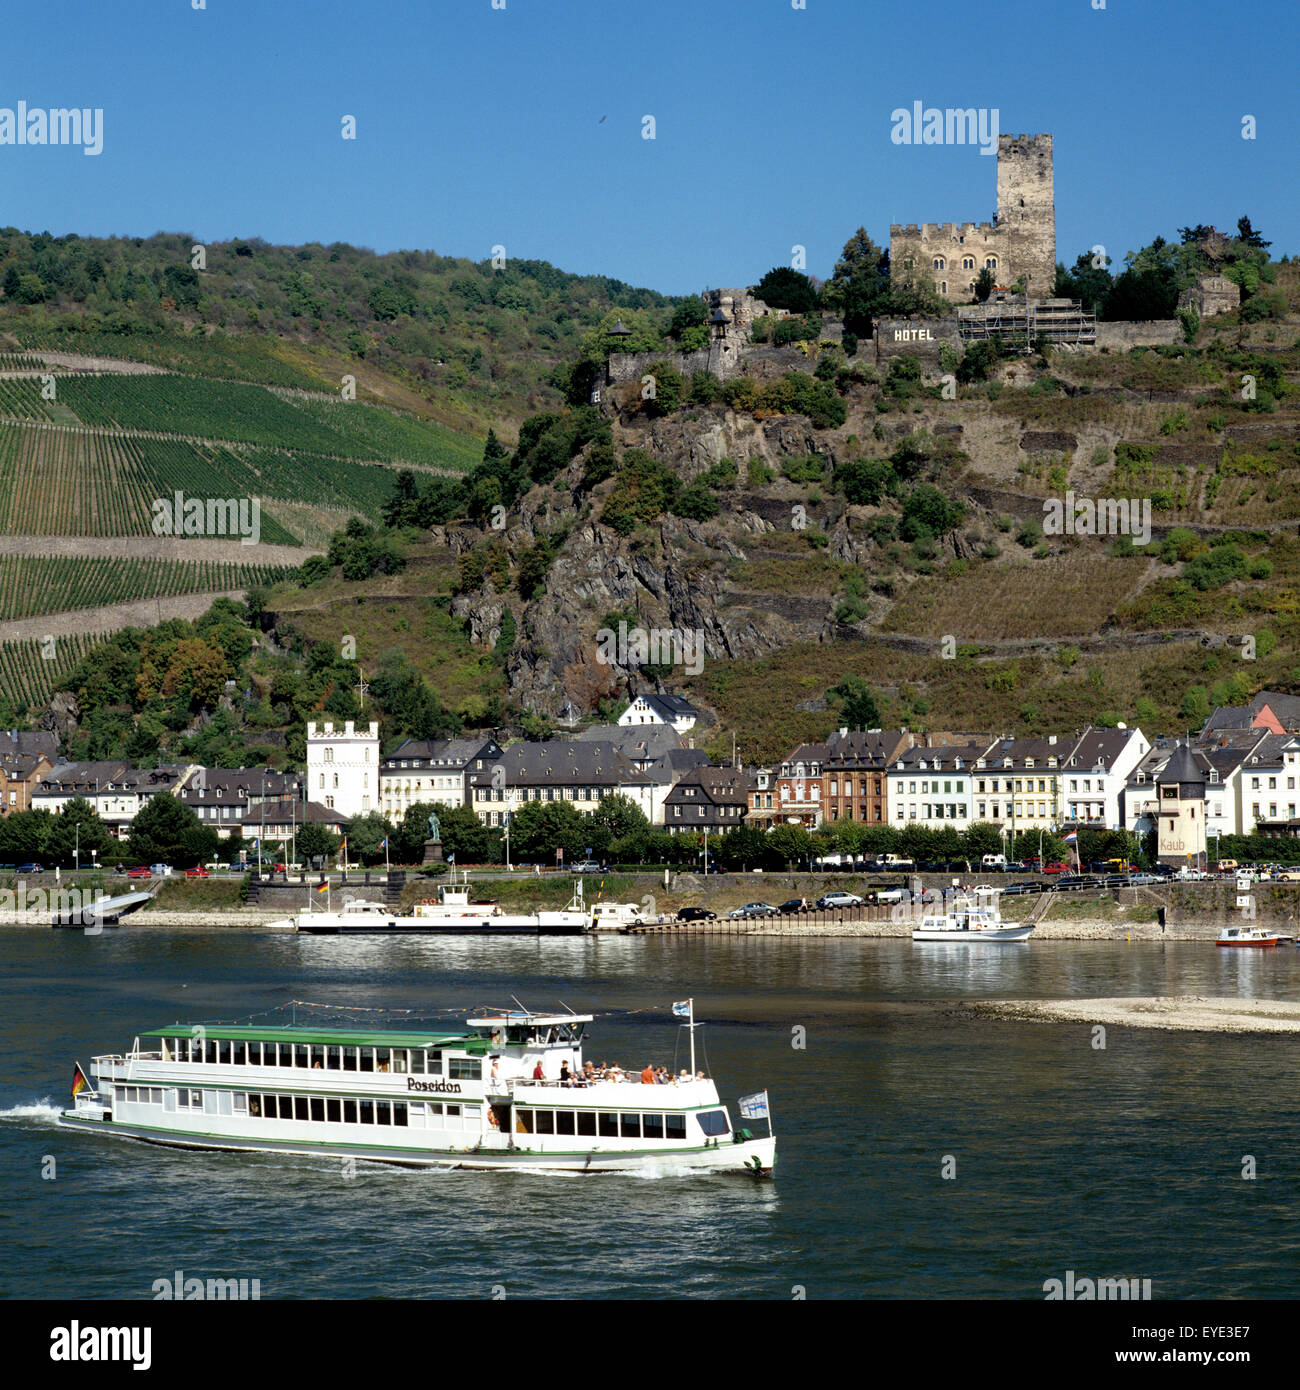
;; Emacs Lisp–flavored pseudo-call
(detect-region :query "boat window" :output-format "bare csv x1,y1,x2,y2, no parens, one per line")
202,1091,218,1115
446,1104,461,1119
218,1042,231,1065
206,1041,218,1064
343,1048,357,1072
392,1051,408,1073
376,1102,392,1126
408,1050,425,1074
359,1100,374,1124
343,1100,357,1124
393,1102,408,1127
245,1042,260,1065
598,1112,619,1138
643,1113,664,1140
555,1110,575,1136
233,1093,247,1115
326,1099,341,1123
163,1090,177,1112
311,1046,326,1069
218,1092,233,1117
259,1044,272,1066
577,1111,596,1137
326,1047,341,1070
697,1109,730,1136
359,1049,375,1073
449,1058,481,1081
409,1101,426,1123
310,1097,325,1122
427,1102,443,1119
516,1109,534,1133
295,1045,310,1069
247,1095,261,1117
536,1110,554,1135
293,1096,309,1122
666,1114,687,1140
232,1044,246,1065
620,1113,642,1139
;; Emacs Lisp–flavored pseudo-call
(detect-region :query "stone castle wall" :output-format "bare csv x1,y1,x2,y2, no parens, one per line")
1177,274,1241,319
1094,320,1182,349
874,317,961,363
890,132,1055,301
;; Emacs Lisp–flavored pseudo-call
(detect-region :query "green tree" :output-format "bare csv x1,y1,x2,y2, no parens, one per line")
822,228,891,336
45,797,112,869
345,810,395,865
828,675,881,730
127,793,219,869
766,823,813,868
754,266,819,313
296,822,337,867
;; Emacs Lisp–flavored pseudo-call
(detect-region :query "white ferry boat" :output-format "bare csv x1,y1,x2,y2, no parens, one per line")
269,878,590,936
912,894,1034,943
59,1005,775,1176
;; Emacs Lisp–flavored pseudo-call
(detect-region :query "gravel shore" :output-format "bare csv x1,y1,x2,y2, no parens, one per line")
965,996,1300,1034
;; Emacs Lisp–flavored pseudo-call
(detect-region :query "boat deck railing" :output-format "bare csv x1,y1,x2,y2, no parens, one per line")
93,1050,164,1066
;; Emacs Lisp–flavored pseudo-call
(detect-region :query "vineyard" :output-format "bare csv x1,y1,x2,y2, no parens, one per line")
11,329,331,390
0,378,56,421
0,556,292,622
0,426,414,537
50,374,480,469
0,632,105,711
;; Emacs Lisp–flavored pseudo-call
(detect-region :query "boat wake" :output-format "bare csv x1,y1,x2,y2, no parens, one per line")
0,1098,63,1123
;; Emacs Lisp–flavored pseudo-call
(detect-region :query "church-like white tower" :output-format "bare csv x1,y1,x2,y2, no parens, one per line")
307,720,380,819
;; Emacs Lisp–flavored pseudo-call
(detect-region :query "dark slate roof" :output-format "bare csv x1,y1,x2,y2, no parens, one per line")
642,747,712,786
573,723,683,761
1158,743,1206,785
380,737,501,771
1249,691,1300,730
664,765,755,808
0,729,59,762
823,729,912,767
466,741,651,788
1203,705,1254,734
629,692,698,721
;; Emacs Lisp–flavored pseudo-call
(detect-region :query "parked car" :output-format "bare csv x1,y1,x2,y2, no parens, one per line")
126,866,152,879
15,862,44,874
778,898,810,914
675,906,716,922
575,860,603,874
1275,869,1300,882
1005,861,1029,872
1040,862,1071,874
739,902,779,917
1003,881,1041,895
872,888,905,904
184,866,211,878
817,891,864,909
150,863,172,877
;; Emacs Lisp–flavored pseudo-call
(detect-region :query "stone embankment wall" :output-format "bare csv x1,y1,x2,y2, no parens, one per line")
1094,320,1181,348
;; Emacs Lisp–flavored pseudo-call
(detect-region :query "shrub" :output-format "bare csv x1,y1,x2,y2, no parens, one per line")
838,457,894,507
1183,544,1247,591
746,458,775,486
835,596,870,623
1248,558,1273,580
899,484,964,542
842,332,858,357
782,454,828,484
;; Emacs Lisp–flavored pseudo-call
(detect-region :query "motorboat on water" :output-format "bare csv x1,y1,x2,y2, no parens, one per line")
912,892,1034,943
1216,926,1282,948
58,1001,775,1175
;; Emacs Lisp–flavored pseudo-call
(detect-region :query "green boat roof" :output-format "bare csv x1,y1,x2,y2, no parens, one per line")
143,1024,483,1050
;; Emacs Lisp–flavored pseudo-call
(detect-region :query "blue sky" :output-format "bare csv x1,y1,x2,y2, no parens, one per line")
1,0,1295,295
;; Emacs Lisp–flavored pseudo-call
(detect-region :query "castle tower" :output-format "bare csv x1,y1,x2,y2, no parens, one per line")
1153,743,1206,868
995,133,1055,298
306,719,379,819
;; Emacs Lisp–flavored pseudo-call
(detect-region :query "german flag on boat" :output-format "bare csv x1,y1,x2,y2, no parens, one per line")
71,1061,91,1100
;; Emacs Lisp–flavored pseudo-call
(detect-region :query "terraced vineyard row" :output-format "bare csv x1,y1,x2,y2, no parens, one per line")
0,378,56,421
50,374,479,469
0,426,402,537
0,556,292,622
0,632,104,711
12,329,329,389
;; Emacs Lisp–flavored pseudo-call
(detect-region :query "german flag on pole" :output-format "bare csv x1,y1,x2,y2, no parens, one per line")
71,1062,91,1100
315,880,329,894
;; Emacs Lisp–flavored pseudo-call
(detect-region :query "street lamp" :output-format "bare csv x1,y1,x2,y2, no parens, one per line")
74,821,80,874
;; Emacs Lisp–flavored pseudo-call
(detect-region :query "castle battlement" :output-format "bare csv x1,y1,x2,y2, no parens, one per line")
891,131,1055,299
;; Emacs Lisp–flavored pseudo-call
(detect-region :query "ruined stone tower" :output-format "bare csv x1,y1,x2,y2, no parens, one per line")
890,132,1056,302
994,133,1055,298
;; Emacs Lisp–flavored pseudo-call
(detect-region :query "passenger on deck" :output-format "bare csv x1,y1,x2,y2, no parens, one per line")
640,1064,655,1084
678,1069,691,1083
532,1060,545,1081
560,1061,572,1084
655,1066,669,1084
583,1061,596,1083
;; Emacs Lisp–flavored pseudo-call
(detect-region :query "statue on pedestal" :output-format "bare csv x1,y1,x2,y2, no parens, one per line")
422,808,444,865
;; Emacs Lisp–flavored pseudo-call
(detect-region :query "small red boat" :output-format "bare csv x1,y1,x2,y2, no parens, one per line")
1217,927,1280,948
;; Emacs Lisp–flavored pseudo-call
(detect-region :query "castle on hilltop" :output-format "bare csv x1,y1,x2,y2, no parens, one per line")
890,133,1056,301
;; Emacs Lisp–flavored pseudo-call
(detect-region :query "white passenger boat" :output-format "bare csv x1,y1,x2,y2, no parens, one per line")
268,877,590,935
912,894,1034,943
58,1004,775,1175
1216,926,1281,948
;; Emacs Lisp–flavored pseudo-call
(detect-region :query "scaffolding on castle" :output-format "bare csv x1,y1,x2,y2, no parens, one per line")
958,297,1095,348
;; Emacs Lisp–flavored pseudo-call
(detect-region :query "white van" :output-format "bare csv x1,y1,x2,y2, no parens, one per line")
981,854,1007,870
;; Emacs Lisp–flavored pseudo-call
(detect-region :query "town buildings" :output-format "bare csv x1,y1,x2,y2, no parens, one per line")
306,720,379,818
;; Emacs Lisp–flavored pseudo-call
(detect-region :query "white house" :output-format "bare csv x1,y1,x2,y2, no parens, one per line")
306,720,380,819
617,692,698,734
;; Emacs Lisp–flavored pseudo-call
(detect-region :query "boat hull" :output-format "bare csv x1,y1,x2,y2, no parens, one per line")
57,1111,773,1175
912,926,1034,942
1216,939,1279,948
294,917,588,936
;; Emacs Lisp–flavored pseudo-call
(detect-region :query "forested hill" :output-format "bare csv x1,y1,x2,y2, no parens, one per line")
0,226,681,434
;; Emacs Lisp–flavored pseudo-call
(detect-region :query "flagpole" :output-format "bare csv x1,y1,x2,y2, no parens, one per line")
689,997,695,1076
